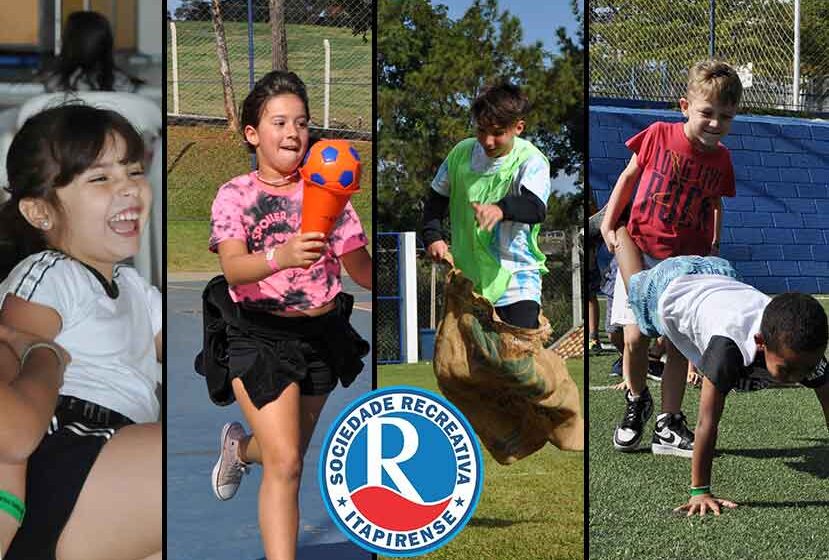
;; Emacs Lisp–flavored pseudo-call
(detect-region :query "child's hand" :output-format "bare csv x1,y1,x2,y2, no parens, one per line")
279,232,326,269
471,203,503,232
601,228,619,254
687,368,702,387
426,240,454,266
674,494,737,517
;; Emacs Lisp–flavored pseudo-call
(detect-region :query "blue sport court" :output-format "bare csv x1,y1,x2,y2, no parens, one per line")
167,275,372,560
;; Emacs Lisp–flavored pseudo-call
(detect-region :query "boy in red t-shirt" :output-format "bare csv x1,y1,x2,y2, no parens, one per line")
599,59,743,456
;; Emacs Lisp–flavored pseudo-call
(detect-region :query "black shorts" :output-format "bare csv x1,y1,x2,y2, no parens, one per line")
494,300,540,329
228,304,353,408
588,263,601,296
6,397,133,560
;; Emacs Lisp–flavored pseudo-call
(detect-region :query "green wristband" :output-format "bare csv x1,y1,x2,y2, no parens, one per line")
0,489,25,524
690,485,711,497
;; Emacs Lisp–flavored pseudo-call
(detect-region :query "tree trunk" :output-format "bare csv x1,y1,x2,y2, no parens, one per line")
211,0,239,132
270,0,288,71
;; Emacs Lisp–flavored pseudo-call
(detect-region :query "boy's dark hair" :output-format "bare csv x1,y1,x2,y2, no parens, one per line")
240,71,310,153
1,103,144,275
471,82,529,129
760,293,828,353
48,11,142,92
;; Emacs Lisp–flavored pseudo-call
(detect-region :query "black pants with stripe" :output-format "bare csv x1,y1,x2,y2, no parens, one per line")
6,397,133,560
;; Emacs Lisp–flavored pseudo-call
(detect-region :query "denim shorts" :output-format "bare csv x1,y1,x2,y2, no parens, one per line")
628,256,740,337
609,253,664,328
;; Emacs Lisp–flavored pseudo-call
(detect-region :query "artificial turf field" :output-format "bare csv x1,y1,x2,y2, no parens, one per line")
378,361,585,560
588,298,829,560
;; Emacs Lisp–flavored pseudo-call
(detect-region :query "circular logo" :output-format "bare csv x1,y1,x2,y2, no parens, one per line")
319,386,483,557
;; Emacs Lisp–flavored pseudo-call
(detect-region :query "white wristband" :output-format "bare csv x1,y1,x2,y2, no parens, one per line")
265,247,280,272
20,341,65,372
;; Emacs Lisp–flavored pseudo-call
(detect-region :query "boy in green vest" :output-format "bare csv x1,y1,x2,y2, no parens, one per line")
422,82,550,328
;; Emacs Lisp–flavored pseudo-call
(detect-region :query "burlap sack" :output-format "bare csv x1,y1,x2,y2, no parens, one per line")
433,268,584,465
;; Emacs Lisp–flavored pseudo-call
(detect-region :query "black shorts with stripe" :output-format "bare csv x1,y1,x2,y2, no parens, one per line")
5,397,133,560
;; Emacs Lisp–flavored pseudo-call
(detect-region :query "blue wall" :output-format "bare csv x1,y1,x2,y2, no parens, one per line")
590,106,829,294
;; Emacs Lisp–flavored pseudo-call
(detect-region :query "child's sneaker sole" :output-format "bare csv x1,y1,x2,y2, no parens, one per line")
612,434,643,452
651,443,693,458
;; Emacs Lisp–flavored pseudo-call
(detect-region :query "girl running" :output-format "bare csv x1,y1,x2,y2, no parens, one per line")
206,70,371,560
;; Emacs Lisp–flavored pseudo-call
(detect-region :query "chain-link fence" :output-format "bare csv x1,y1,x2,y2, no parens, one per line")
377,231,581,364
589,0,829,113
377,233,403,364
167,0,372,135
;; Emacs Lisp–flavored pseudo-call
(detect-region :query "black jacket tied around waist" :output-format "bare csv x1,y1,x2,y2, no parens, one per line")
194,275,369,406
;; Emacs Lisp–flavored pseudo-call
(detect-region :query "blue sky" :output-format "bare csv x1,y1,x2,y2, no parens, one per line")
436,0,583,53
436,0,583,194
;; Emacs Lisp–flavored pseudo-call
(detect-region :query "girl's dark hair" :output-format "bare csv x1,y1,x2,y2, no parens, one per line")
471,82,530,129
47,11,142,92
0,104,144,276
239,71,310,153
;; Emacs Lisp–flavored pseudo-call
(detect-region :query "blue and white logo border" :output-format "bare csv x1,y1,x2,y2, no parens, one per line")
318,385,484,557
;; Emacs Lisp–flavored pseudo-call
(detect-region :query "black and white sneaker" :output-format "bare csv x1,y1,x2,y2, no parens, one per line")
613,387,654,451
651,412,695,458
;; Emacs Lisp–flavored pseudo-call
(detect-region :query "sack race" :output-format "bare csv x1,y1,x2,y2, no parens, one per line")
433,269,584,465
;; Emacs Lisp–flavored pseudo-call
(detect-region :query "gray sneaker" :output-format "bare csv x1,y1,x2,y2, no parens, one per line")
212,422,250,500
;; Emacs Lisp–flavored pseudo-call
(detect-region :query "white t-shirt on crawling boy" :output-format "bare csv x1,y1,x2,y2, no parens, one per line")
658,273,827,394
658,274,769,368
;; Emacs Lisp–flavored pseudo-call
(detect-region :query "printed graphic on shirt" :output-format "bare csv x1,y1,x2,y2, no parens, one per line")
626,122,735,258
801,356,828,389
635,145,727,234
210,173,367,312
734,367,774,392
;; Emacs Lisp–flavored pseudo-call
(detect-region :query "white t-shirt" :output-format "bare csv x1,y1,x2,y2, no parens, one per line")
431,141,551,306
657,274,769,367
0,251,162,423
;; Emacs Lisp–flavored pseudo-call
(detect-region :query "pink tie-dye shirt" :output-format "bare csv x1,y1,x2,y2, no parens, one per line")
209,172,368,312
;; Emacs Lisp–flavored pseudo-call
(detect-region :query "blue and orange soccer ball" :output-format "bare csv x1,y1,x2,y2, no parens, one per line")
300,139,362,192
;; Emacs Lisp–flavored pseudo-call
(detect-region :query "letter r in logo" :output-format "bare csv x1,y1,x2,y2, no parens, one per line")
365,417,423,502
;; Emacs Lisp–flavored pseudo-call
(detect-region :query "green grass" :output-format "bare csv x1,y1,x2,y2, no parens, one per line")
378,361,585,560
588,297,829,560
167,125,372,272
167,21,371,129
